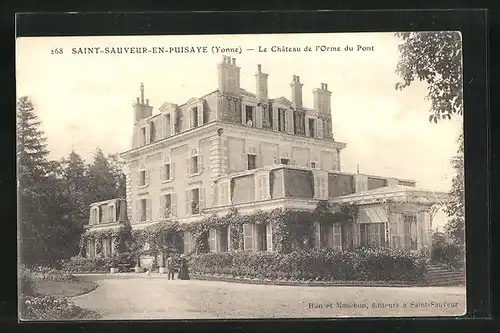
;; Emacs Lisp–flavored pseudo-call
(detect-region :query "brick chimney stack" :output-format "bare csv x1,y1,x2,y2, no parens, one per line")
133,82,153,123
217,55,241,95
313,82,332,115
255,64,269,101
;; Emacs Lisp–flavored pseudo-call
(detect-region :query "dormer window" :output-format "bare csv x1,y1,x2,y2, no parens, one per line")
140,127,147,145
308,118,316,137
149,121,156,142
278,108,286,132
192,107,199,128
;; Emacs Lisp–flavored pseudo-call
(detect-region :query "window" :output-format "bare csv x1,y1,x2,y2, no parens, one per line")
280,158,289,165
310,161,317,168
243,223,254,251
256,224,267,251
138,198,148,222
185,187,204,215
108,205,115,222
268,107,273,128
161,156,174,182
187,149,203,176
403,213,418,250
360,223,386,247
257,175,269,200
248,154,257,170
278,108,286,132
149,121,156,142
164,114,171,137
294,111,305,134
138,163,148,187
208,227,229,253
192,107,199,128
332,224,342,249
160,193,172,218
219,181,230,206
90,207,99,224
245,105,254,127
140,127,147,145
308,118,315,137
314,173,328,199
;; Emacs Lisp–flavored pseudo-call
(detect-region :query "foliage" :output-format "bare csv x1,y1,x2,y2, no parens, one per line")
61,255,126,273
444,133,465,246
431,230,464,269
20,295,101,320
395,32,463,123
86,148,123,203
20,265,79,284
188,247,427,282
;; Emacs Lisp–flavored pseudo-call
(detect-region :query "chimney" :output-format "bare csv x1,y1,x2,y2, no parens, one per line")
255,64,269,101
217,56,240,95
134,82,153,123
290,75,303,108
313,82,332,115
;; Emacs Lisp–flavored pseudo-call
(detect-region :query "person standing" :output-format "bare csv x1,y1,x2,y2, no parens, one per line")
166,254,175,280
178,255,190,280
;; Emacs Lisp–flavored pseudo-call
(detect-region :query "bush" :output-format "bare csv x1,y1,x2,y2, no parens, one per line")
21,265,79,283
19,266,37,296
20,294,100,320
188,247,427,282
62,253,135,273
431,230,465,269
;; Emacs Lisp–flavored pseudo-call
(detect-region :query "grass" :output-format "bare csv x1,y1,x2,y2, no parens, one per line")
34,279,98,298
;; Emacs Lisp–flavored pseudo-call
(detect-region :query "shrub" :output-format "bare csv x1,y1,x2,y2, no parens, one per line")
188,247,427,282
19,266,37,296
431,230,465,269
21,265,79,283
20,295,100,320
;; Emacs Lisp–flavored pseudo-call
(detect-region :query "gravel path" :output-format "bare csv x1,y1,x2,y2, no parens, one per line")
72,274,466,319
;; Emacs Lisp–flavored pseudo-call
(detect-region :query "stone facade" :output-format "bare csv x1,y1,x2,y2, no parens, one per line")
83,56,448,263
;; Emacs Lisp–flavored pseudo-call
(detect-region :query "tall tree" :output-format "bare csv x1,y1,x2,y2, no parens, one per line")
17,96,52,265
87,148,120,202
108,153,127,198
395,32,464,248
395,31,463,123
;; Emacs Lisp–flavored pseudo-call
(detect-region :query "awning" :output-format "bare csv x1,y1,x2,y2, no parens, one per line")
357,205,388,223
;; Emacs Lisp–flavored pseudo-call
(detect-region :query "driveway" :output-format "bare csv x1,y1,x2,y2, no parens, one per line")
73,274,466,319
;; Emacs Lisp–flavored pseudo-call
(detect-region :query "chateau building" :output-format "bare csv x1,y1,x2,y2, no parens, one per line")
84,56,447,263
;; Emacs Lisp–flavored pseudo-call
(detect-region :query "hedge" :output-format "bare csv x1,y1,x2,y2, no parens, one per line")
188,247,427,282
61,253,133,273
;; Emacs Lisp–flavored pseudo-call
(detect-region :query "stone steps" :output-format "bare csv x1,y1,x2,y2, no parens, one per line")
425,264,465,286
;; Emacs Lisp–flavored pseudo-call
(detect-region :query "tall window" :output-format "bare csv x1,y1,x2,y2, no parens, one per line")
294,111,305,135
278,108,286,132
245,105,254,127
164,114,171,137
140,127,147,145
160,193,172,218
108,205,115,222
149,121,156,142
192,107,199,128
138,163,147,187
248,154,257,170
161,156,174,182
268,107,273,128
314,173,328,199
219,181,230,206
360,223,386,248
183,231,193,254
257,175,269,200
138,198,147,222
308,118,315,137
185,188,203,215
187,149,202,175
403,213,418,250
256,224,267,251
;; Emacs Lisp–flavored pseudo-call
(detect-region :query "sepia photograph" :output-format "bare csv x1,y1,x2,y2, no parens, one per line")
16,32,465,320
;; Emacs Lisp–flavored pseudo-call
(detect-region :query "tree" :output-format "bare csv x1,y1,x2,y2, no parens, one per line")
395,32,465,249
17,96,52,265
86,148,121,202
108,153,126,198
395,31,463,123
444,133,465,245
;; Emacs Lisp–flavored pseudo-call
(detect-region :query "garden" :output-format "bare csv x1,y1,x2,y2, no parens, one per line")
19,265,101,320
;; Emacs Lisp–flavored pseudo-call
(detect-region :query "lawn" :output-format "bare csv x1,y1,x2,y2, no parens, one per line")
35,279,98,298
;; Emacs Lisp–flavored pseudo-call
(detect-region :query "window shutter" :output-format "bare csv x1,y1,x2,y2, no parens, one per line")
314,176,319,198
171,193,177,217
146,125,151,144
266,223,273,251
171,111,176,135
199,187,205,211
333,224,342,250
135,201,141,222
112,205,117,222
243,223,254,251
198,153,204,172
145,169,150,186
255,105,263,128
284,110,289,133
305,118,311,137
186,157,191,175
314,222,321,248
241,104,246,125
272,108,278,131
353,223,360,247
146,199,151,221
137,170,141,186
198,101,204,125
171,162,175,180
209,228,216,253
241,153,248,171
287,110,294,134
187,107,192,130
160,164,165,182
317,119,324,138
159,195,165,219
185,190,191,216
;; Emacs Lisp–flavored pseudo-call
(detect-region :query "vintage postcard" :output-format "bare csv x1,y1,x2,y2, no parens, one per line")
17,32,465,320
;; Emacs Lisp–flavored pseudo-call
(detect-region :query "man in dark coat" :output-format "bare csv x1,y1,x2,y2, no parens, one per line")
166,254,175,280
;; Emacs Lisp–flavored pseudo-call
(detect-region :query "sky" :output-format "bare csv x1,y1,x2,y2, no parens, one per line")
16,33,463,229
